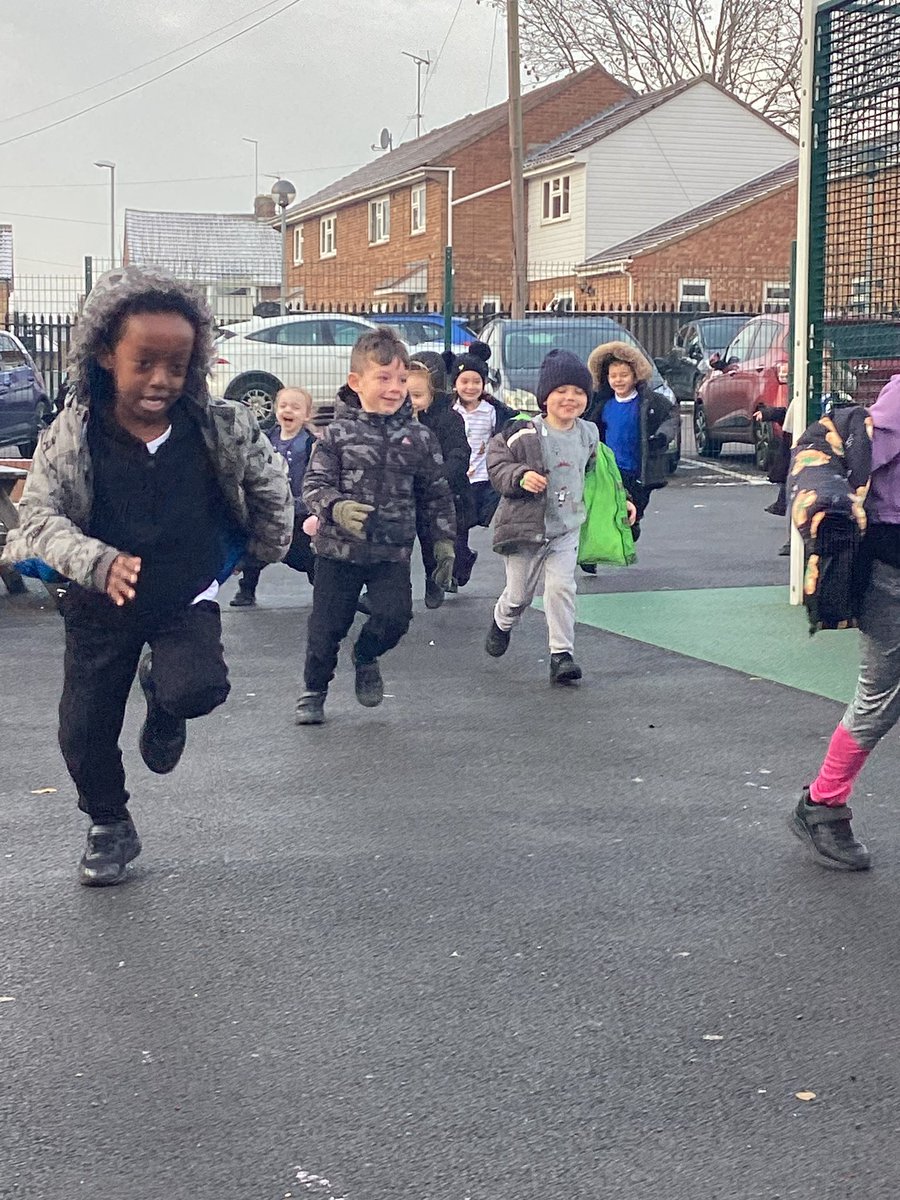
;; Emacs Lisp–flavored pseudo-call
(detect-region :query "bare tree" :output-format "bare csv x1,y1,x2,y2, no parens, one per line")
486,0,802,127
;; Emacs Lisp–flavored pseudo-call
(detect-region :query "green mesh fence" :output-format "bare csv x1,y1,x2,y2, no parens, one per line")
807,0,900,418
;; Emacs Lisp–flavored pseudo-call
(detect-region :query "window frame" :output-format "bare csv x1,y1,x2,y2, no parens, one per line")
541,174,571,223
762,280,790,312
292,225,304,265
410,184,426,235
319,214,337,259
368,196,391,246
677,278,711,313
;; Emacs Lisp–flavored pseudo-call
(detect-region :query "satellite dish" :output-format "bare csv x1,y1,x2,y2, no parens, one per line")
380,128,393,150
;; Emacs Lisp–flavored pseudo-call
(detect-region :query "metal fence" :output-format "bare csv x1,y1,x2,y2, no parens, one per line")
806,0,900,414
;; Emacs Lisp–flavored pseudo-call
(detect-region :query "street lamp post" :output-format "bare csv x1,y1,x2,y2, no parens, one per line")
94,160,116,267
271,179,296,315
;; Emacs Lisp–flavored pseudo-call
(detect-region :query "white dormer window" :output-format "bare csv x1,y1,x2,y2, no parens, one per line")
293,225,304,265
541,174,571,222
319,214,337,258
369,197,391,245
411,184,426,234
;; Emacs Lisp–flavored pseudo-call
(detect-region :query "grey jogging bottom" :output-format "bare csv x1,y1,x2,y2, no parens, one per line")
493,529,580,654
842,558,900,749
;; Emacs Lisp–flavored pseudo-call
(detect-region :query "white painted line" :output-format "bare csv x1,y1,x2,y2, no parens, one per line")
680,457,771,485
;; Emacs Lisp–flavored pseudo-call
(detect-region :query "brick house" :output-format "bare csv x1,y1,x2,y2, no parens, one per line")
123,200,282,322
0,226,12,321
570,161,798,311
281,65,633,311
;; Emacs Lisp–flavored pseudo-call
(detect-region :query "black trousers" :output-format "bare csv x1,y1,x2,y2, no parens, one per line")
58,590,230,823
620,471,650,543
239,525,315,593
304,558,413,693
416,508,437,576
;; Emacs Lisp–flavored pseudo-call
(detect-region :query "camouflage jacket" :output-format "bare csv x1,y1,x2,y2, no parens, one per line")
1,391,293,591
303,391,456,564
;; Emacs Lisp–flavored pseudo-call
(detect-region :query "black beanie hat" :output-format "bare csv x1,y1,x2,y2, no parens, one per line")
410,350,448,393
449,340,491,389
536,349,593,412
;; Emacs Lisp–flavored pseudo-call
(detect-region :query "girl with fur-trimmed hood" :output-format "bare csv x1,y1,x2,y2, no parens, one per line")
1,265,292,888
585,340,678,538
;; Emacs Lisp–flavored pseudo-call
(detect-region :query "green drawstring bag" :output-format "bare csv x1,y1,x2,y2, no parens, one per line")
578,443,636,567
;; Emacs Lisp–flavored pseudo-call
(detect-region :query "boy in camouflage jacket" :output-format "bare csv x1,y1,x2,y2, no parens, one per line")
1,266,293,887
296,327,456,724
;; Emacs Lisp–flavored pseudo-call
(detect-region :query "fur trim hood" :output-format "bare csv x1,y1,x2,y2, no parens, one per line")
588,340,653,389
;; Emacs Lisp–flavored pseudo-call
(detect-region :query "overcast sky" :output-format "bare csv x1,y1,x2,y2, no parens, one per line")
1,0,511,279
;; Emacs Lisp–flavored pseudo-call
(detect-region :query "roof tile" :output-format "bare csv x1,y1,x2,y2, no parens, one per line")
124,209,281,286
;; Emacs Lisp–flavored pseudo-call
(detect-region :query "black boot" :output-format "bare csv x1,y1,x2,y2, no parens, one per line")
790,789,871,870
352,651,383,707
550,652,583,685
295,690,326,725
485,619,511,658
138,653,187,775
424,576,445,609
78,816,142,887
229,587,256,607
778,541,791,556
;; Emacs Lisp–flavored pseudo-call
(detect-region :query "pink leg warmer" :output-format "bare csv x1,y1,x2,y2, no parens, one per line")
809,723,870,806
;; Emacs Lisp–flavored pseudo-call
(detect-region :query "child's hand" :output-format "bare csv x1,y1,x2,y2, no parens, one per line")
302,514,319,537
626,501,638,526
520,471,548,494
106,554,141,606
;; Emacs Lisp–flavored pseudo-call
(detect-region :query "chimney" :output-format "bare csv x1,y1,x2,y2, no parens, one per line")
254,194,277,221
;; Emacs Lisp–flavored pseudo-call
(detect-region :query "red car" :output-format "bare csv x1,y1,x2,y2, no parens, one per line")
694,314,900,468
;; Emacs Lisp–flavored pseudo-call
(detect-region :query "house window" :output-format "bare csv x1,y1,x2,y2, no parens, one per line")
678,278,710,313
411,184,426,235
292,225,304,265
850,275,872,313
369,197,391,245
541,174,571,222
319,215,337,258
763,281,790,312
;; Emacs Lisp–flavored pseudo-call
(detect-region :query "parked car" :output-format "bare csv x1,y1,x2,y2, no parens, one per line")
658,314,752,402
0,330,53,456
374,313,476,357
209,313,381,423
695,313,900,468
479,315,681,471
693,313,790,469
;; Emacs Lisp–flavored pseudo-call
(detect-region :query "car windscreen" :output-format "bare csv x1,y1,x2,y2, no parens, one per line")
698,316,750,354
826,322,900,360
502,321,641,370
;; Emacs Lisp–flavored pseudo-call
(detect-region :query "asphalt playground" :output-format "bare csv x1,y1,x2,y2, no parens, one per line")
2,453,898,1199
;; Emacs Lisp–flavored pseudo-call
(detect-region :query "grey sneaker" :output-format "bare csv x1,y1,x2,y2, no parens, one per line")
352,653,383,707
295,691,326,725
78,816,142,887
550,652,583,685
485,619,511,658
790,788,871,871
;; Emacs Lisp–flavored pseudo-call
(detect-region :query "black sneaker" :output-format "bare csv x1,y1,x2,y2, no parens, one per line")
295,690,326,725
229,588,256,607
455,549,478,588
778,541,791,556
352,653,383,707
790,789,871,871
78,816,142,887
765,500,787,517
550,652,583,685
485,619,511,657
581,563,598,575
138,653,187,775
424,576,445,609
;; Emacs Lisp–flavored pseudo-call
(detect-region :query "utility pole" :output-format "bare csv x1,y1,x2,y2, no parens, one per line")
506,0,527,318
243,137,259,201
402,51,431,139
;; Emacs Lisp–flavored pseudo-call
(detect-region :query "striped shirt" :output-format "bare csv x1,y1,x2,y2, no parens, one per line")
453,398,496,483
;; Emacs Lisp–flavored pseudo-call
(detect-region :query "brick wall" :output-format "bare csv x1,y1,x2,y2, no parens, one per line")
287,66,631,309
0,282,8,322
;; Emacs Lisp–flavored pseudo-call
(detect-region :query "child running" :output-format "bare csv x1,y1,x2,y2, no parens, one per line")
484,350,634,684
450,341,516,586
231,386,318,605
585,341,678,542
295,327,456,725
407,358,472,608
1,266,292,886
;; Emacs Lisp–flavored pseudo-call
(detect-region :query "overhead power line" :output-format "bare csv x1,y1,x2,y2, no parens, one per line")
0,164,365,191
0,0,290,128
0,0,305,150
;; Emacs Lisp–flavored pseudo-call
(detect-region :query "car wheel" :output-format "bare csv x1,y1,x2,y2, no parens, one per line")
754,419,776,472
693,403,721,458
226,374,281,428
17,398,54,457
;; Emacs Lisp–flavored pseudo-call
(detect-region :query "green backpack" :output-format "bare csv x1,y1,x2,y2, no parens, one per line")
578,443,636,567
